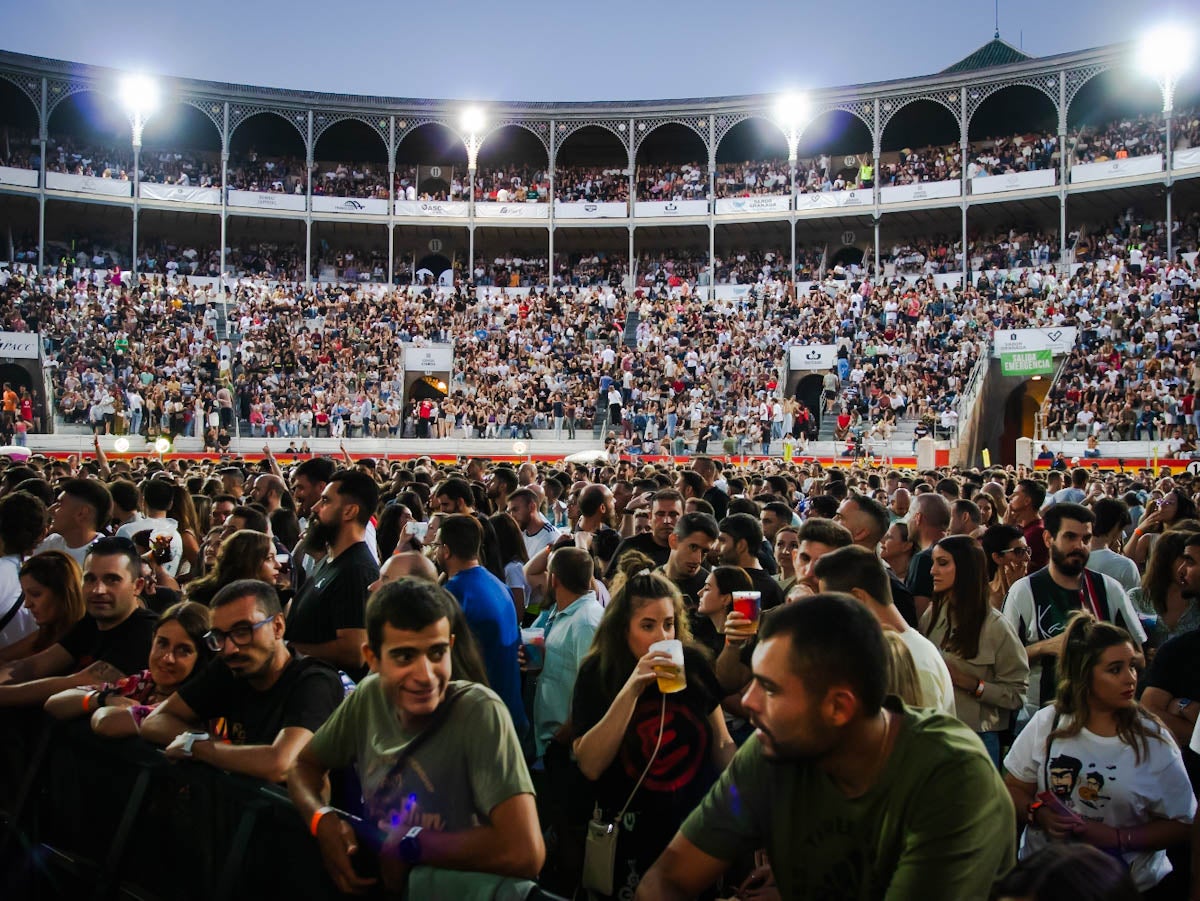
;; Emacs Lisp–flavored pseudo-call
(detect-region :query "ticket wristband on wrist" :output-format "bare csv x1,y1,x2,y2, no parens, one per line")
310,805,337,837
974,679,985,699
1027,799,1045,824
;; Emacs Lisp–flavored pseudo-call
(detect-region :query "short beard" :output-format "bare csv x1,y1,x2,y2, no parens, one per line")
1050,544,1087,578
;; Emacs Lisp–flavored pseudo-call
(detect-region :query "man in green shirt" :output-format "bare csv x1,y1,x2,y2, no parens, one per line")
287,579,544,896
636,593,1014,901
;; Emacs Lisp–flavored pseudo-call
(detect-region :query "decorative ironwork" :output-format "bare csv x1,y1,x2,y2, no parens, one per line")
44,78,111,121
1064,63,1116,118
0,73,41,121
964,73,1060,125
878,91,963,150
475,119,550,161
227,105,309,149
632,117,708,153
550,120,631,165
713,113,788,150
312,112,390,153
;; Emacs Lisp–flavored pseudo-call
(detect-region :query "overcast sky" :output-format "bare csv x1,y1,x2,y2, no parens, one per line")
0,0,1192,102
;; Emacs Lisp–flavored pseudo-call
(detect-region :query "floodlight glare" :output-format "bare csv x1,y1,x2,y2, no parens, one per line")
154,436,172,455
119,73,160,117
1138,25,1194,83
460,106,486,135
775,92,810,128
114,437,130,453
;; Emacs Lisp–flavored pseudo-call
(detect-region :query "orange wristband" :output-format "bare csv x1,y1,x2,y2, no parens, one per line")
310,806,335,837
82,691,95,714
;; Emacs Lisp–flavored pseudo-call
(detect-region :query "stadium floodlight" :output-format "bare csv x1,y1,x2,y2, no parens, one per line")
154,436,172,455
460,106,486,138
774,93,810,131
119,73,160,137
113,437,130,453
1137,25,1193,108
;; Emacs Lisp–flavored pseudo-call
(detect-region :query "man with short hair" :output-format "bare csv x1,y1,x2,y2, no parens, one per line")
487,467,519,513
636,594,1015,900
1142,532,1200,748
36,478,112,565
142,579,344,782
834,493,918,626
211,493,238,528
219,466,246,500
432,478,505,580
717,514,785,611
949,499,981,537
905,492,951,618
0,537,157,706
291,457,337,525
437,514,526,733
814,546,956,715
1087,497,1140,594
1008,479,1049,572
506,487,563,559
675,469,706,503
250,474,288,515
116,478,184,578
606,489,683,578
691,457,728,521
285,470,380,678
792,517,854,597
287,579,543,896
1003,502,1144,720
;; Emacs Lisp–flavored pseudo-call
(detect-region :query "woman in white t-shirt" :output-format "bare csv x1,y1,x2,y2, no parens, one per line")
1004,612,1194,894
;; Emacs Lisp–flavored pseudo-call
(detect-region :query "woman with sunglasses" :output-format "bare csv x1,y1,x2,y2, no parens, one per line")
45,601,213,736
981,524,1031,610
1004,612,1194,896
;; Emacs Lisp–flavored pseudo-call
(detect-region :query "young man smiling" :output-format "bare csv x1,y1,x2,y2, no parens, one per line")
287,579,543,897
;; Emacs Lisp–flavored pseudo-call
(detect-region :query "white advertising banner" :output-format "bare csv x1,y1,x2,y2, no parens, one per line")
879,180,960,204
403,344,454,373
992,327,1078,357
312,196,390,215
1070,154,1163,184
553,201,628,219
715,195,791,215
140,184,221,205
970,169,1057,195
475,202,549,220
1174,147,1200,171
0,331,39,359
46,172,131,196
795,189,869,210
634,200,709,218
227,189,307,211
788,344,838,371
0,166,38,188
395,200,469,218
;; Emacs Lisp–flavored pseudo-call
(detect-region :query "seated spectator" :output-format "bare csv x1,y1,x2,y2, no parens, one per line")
141,579,344,782
635,593,1016,900
44,600,212,737
287,579,543,896
0,550,86,665
1004,612,1194,895
185,530,282,606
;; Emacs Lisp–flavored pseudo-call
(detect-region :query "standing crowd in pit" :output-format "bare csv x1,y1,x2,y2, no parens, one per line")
3,449,1200,898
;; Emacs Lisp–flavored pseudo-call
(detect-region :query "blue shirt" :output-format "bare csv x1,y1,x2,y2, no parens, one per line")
445,566,527,732
531,591,604,757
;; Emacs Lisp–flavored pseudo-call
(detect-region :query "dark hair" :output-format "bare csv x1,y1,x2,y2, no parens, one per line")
548,546,594,595
1043,503,1095,538
433,478,474,509
652,488,684,506
141,478,175,513
188,531,275,605
85,535,142,580
590,527,622,568
992,844,1139,901
490,468,518,494
1161,488,1198,523
0,490,48,557
156,600,216,675
981,524,1024,580
365,579,488,684
761,501,793,525
845,494,891,543
720,513,763,553
270,508,300,550
329,469,379,526
812,546,893,606
709,565,753,595
578,484,610,518
293,456,336,484
806,495,840,519
19,550,85,650
1017,478,1048,510
927,535,989,660
60,478,113,531
953,499,981,526
107,479,141,516
375,503,406,559
796,518,853,548
1091,498,1130,538
230,505,270,534
676,470,706,496
210,578,282,617
674,511,719,541
935,478,961,499
439,513,482,560
759,592,888,716
489,513,529,565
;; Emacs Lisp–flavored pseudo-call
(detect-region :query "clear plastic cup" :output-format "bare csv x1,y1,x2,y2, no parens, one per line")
649,638,686,693
521,627,546,670
731,591,762,631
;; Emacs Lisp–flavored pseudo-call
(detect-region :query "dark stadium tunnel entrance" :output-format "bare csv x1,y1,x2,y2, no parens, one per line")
1000,377,1052,466
795,374,824,431
0,363,33,395
829,246,864,267
414,254,452,283
409,376,448,401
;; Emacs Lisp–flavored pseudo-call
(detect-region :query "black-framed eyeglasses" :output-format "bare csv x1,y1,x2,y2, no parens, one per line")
999,546,1033,557
204,618,274,652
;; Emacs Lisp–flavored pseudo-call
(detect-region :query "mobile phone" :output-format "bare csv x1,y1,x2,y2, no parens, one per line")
405,521,430,541
275,552,291,576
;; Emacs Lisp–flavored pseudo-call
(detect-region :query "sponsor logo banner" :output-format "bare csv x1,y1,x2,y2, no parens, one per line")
879,180,960,204
140,184,221,204
795,189,868,210
0,166,38,188
970,169,1057,195
634,200,709,218
227,189,307,211
992,327,1078,356
475,202,549,219
46,172,132,196
715,195,791,215
312,196,389,215
1070,153,1162,184
403,345,454,373
0,331,39,359
553,201,628,219
395,200,469,217
788,344,838,371
1174,147,1200,171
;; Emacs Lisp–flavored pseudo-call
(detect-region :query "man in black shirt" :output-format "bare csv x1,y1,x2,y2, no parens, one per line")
716,514,785,611
285,469,379,679
0,536,157,707
661,512,719,609
142,579,343,783
606,489,683,579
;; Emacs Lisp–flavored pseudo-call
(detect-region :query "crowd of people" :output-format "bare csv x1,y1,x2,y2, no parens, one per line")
3,449,1200,898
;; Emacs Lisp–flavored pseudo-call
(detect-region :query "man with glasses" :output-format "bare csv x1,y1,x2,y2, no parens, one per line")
142,579,343,782
0,537,157,707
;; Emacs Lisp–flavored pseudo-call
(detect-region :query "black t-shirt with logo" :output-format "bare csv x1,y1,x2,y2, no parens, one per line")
285,541,378,679
57,608,159,677
179,653,344,747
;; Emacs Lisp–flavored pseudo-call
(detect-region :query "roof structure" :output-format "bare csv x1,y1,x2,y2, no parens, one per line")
941,36,1033,74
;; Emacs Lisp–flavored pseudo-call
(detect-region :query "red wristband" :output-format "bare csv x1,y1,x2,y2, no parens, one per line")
310,806,335,837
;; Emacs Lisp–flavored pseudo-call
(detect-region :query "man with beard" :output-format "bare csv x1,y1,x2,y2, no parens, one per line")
1002,503,1144,720
1141,531,1200,749
635,594,1015,900
285,470,380,680
142,579,343,782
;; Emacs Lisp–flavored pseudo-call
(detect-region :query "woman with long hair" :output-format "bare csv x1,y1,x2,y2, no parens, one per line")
1003,612,1194,896
571,552,735,898
185,530,281,606
166,484,202,578
975,491,1001,531
0,551,87,664
44,601,213,736
693,565,753,659
1130,528,1200,647
1124,488,1199,569
920,535,1029,766
489,512,531,618
981,524,1031,609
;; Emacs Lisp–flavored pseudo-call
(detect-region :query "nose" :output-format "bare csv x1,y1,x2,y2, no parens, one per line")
411,652,435,686
741,679,762,713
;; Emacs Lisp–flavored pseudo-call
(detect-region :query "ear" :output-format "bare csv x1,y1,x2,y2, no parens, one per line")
668,532,679,551
1043,528,1053,550
362,643,379,673
821,685,860,729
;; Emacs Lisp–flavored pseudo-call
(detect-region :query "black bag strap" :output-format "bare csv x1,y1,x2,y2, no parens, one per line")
382,684,467,785
0,591,25,634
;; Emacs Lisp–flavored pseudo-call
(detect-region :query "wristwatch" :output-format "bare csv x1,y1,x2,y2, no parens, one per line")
179,730,211,756
398,826,423,865
1177,698,1193,716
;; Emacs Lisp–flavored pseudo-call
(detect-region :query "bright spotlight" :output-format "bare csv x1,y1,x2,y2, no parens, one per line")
119,73,160,117
114,437,130,453
460,106,486,135
512,441,528,456
1137,25,1194,83
774,92,810,128
154,436,172,455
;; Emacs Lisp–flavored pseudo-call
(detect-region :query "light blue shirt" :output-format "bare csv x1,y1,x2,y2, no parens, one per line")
532,590,604,757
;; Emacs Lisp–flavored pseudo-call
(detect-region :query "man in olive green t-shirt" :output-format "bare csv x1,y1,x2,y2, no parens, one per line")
637,593,1014,901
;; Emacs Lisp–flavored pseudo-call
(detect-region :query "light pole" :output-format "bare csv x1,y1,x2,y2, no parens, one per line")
119,74,159,279
774,93,809,286
461,106,485,288
1138,25,1193,265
